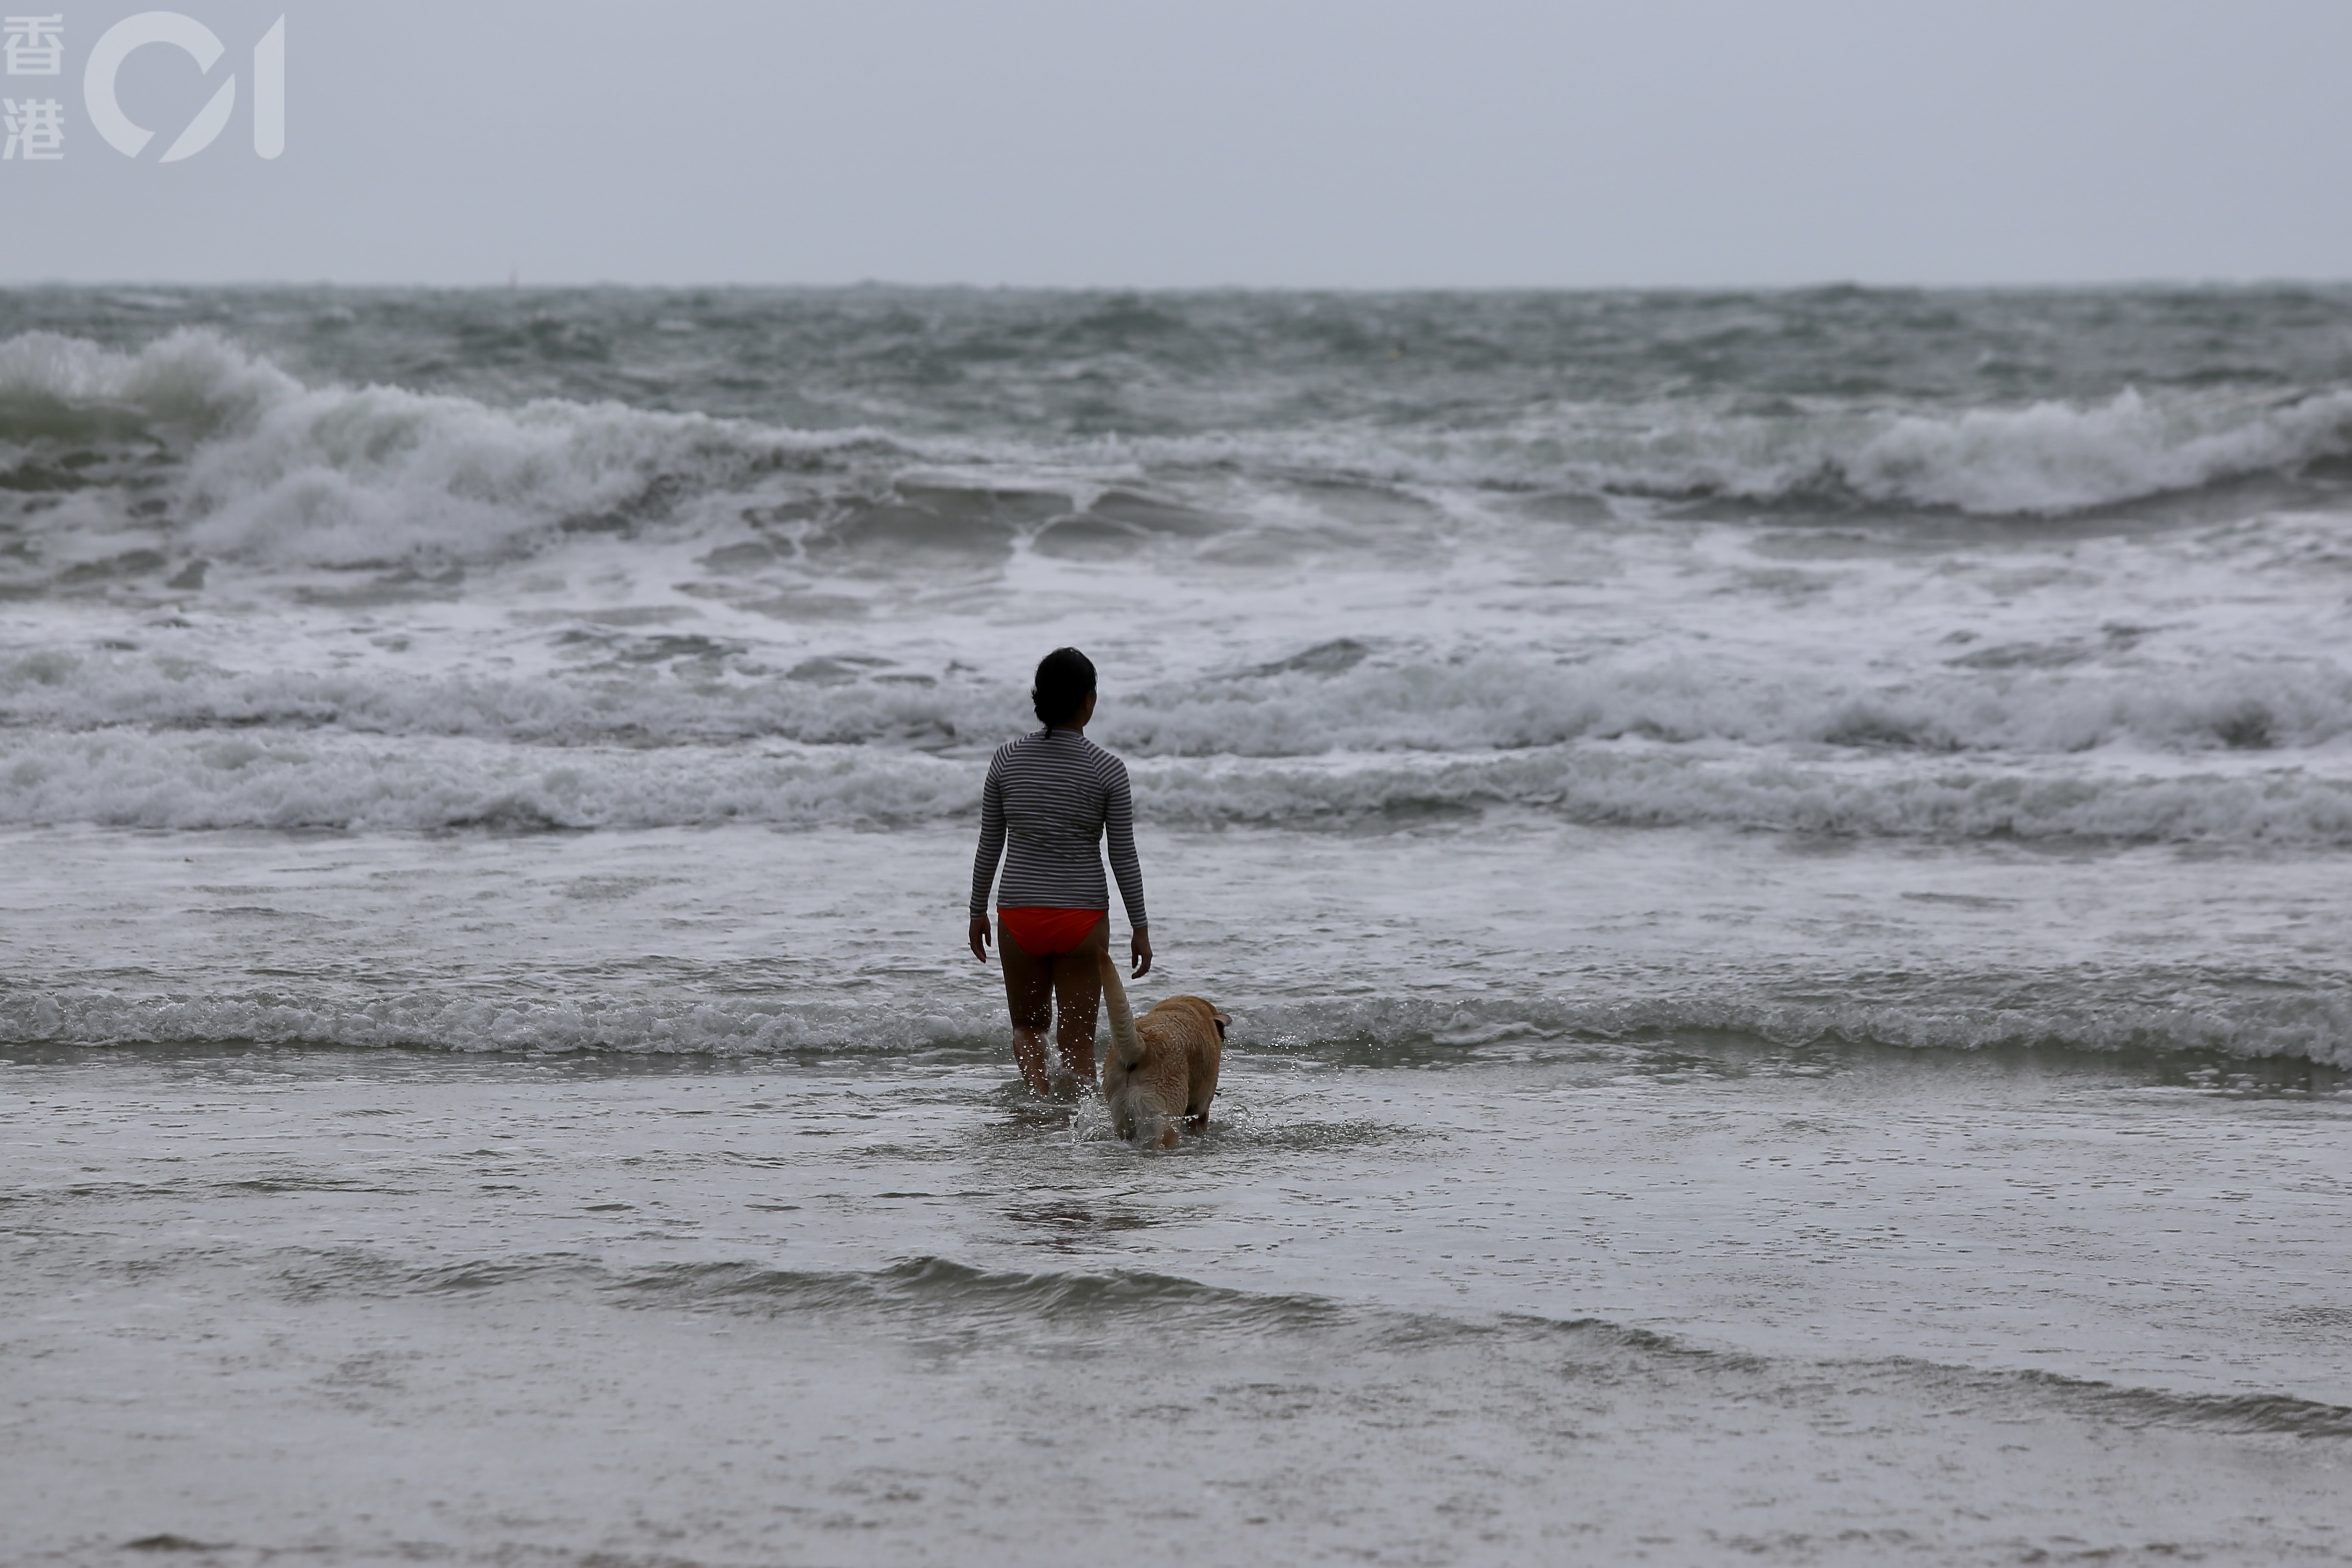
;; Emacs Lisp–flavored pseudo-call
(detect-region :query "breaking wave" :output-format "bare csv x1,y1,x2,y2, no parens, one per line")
1454,385,2352,516
7,647,2351,759
7,331,2352,570
0,329,914,570
5,962,2345,1067
1,728,2348,842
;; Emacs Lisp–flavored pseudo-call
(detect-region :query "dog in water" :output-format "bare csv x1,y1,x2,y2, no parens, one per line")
1095,950,1228,1148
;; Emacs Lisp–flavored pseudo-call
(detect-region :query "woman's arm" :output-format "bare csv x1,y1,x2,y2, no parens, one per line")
1103,759,1150,975
968,755,1006,961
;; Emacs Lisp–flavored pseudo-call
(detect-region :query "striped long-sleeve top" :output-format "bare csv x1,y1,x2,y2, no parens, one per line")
968,729,1148,928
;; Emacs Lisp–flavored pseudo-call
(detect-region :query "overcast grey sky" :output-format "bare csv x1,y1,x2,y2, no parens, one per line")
5,0,2349,288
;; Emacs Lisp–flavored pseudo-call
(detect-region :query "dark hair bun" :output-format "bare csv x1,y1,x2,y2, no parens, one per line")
1031,647,1097,727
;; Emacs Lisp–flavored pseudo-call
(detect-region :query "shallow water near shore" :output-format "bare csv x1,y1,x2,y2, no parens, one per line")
5,284,2352,1563
7,1039,2352,1566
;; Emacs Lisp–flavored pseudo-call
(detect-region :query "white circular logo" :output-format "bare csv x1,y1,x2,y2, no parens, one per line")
83,11,284,162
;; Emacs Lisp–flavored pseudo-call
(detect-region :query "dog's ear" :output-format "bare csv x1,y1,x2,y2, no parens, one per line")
1212,1011,1230,1040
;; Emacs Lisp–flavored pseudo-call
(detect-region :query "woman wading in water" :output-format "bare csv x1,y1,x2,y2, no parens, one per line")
967,648,1152,1096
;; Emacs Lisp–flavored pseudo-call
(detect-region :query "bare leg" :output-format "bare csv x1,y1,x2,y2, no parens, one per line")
997,920,1058,1098
1050,918,1110,1088
998,916,1111,1098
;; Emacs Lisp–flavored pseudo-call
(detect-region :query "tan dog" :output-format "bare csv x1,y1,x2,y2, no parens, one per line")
1096,950,1228,1149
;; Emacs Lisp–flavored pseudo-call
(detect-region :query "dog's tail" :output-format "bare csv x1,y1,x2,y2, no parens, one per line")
1096,948,1146,1069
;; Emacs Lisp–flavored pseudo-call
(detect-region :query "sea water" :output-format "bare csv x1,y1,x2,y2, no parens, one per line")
2,287,2349,1565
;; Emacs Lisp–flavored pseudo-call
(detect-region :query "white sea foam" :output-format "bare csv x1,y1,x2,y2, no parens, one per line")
1109,657,2352,759
3,726,2346,842
6,647,2347,758
0,327,298,432
1464,387,2352,515
6,302,2352,1077
1033,387,2352,517
0,329,917,569
1834,389,2352,514
1133,747,2352,843
0,730,972,832
8,332,2352,566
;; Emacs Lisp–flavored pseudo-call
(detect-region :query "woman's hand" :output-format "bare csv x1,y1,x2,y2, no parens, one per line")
969,917,992,963
1131,927,1153,978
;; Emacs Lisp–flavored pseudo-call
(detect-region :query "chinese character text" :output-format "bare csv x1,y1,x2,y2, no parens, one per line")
3,15,61,76
2,95,62,158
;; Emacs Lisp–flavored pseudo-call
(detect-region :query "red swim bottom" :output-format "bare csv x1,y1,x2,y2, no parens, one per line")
998,907,1106,957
